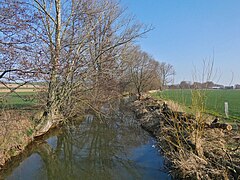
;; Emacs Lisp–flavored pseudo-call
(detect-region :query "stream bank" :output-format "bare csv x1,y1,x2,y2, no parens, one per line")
132,95,240,179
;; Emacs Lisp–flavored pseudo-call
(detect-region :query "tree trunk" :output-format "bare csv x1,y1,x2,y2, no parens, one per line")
137,88,141,100
35,0,62,136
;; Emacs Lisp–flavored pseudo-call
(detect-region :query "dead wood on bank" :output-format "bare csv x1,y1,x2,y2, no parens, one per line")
209,123,233,131
132,95,240,179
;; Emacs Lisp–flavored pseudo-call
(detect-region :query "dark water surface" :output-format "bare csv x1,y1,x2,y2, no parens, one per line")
2,104,171,180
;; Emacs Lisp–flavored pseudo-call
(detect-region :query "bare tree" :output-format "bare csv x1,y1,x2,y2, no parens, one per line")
126,46,160,99
158,62,175,90
0,0,45,103
0,0,152,135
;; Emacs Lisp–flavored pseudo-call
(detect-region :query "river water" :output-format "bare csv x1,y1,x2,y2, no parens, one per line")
2,103,171,180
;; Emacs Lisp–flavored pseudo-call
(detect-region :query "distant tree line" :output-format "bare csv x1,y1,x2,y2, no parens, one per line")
168,81,240,89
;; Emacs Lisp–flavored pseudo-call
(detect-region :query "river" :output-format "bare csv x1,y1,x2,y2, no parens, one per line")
1,103,171,180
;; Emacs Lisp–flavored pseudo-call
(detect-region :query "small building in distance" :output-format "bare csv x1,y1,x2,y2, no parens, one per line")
168,84,179,89
212,86,222,89
235,84,240,89
211,84,224,89
224,86,234,89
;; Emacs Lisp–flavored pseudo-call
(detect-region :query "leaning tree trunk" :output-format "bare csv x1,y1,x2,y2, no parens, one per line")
35,0,62,137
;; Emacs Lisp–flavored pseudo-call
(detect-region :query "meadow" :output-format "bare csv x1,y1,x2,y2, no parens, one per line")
152,89,240,121
0,92,37,109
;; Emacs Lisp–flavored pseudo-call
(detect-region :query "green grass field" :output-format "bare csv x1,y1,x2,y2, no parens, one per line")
0,92,37,109
152,89,240,121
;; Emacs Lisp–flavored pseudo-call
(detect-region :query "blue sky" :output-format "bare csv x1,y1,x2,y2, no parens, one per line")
120,0,240,85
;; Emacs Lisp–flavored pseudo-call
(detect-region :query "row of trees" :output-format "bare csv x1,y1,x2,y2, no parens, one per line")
169,81,223,89
0,0,175,134
119,46,175,97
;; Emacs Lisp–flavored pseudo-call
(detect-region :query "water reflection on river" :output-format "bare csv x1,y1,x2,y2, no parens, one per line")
4,104,171,180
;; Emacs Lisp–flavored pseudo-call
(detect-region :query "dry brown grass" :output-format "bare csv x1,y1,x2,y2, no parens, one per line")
160,114,239,179
0,110,34,167
133,95,240,179
164,100,184,112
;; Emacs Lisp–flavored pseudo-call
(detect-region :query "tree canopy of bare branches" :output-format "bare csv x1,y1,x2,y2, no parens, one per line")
158,62,175,90
122,46,160,99
0,0,175,136
1,0,154,135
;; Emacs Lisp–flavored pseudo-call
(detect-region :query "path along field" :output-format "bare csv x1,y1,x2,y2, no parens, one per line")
151,89,240,121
